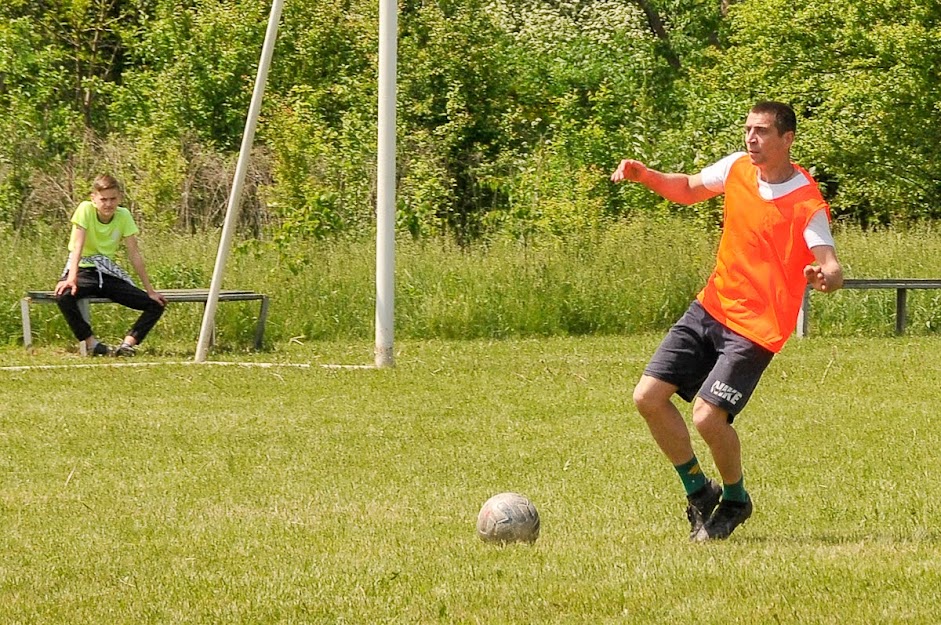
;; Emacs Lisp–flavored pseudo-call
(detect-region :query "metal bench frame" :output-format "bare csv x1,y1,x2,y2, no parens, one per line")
21,288,270,351
797,279,941,337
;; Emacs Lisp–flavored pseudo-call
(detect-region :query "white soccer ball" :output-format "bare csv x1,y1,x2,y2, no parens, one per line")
476,492,540,544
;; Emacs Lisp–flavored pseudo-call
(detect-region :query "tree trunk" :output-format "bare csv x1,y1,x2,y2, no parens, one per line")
630,0,681,70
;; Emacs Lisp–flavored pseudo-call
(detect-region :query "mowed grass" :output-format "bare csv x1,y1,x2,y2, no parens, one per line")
2,335,941,623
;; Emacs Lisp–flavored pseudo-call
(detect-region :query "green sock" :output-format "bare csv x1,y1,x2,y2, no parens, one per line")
674,456,707,496
722,477,749,503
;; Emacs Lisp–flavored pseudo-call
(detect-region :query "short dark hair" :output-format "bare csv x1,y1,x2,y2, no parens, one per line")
92,174,122,194
751,101,796,135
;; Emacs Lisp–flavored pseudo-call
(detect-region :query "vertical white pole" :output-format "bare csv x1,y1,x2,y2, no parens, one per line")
195,0,284,363
375,0,397,368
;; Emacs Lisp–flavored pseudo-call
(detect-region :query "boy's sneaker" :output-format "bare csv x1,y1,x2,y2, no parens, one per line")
113,342,137,357
91,342,111,356
686,479,722,540
693,498,753,542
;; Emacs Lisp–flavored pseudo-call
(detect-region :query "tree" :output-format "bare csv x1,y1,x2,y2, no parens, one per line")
685,0,941,225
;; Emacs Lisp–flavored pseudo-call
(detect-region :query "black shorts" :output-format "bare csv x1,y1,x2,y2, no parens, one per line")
644,300,774,421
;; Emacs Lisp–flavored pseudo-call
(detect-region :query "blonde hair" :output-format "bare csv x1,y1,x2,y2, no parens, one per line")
92,174,123,194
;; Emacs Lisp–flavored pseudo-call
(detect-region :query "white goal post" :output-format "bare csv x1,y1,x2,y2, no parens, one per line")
195,0,396,367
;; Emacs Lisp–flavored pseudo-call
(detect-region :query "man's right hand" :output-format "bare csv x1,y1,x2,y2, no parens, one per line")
610,159,650,184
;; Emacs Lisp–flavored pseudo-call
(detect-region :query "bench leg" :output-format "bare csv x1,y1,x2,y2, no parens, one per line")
78,299,92,355
78,299,91,325
21,298,32,348
255,296,269,350
21,296,92,353
796,286,810,338
896,288,907,334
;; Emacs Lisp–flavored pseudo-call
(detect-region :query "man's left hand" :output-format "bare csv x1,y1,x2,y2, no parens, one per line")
804,264,832,292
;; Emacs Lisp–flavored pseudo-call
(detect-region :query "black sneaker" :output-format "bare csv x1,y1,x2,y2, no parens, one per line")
113,342,137,357
91,342,111,356
686,479,722,540
693,498,753,542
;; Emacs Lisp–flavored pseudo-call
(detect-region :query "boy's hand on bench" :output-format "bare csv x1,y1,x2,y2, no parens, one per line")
148,289,168,306
54,279,77,297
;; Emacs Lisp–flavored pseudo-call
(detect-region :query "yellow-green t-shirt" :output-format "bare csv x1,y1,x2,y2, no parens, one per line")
68,200,139,266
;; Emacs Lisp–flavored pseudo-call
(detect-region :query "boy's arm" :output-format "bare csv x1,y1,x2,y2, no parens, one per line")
124,235,167,305
54,226,85,296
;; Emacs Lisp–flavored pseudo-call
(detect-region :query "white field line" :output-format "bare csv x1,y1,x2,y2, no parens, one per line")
0,361,376,372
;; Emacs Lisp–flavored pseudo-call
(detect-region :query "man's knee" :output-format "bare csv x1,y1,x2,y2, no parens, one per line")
633,376,675,419
692,399,730,436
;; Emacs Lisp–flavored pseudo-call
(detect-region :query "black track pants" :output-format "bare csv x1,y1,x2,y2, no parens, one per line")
56,268,165,343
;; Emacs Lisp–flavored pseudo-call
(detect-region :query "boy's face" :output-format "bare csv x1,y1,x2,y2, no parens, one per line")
92,187,122,223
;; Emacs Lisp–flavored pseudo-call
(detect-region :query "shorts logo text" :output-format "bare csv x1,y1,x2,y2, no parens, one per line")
710,381,743,405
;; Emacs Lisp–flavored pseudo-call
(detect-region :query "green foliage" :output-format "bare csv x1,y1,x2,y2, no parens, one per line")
396,0,520,242
1,0,940,238
0,0,155,227
111,0,270,149
270,0,377,118
686,0,941,227
0,13,79,226
392,0,690,241
263,85,375,244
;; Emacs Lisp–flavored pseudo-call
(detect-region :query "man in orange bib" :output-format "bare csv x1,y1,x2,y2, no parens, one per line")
611,101,843,541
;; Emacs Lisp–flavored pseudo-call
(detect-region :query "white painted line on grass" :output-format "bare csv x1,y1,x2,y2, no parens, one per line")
0,361,376,372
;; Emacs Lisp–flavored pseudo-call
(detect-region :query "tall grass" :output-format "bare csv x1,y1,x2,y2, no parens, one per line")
4,218,941,353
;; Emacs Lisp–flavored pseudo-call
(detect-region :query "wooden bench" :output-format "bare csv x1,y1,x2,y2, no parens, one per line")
797,278,941,337
21,288,270,351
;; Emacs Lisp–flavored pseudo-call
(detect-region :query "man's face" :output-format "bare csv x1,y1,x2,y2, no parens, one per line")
743,111,793,167
92,187,121,223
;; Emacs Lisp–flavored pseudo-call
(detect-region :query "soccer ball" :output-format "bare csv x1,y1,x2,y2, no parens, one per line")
476,492,540,544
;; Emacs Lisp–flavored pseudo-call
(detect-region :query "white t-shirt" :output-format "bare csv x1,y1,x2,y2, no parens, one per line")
701,152,835,248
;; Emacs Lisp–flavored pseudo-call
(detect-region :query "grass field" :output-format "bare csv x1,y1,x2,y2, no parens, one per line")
2,335,941,623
